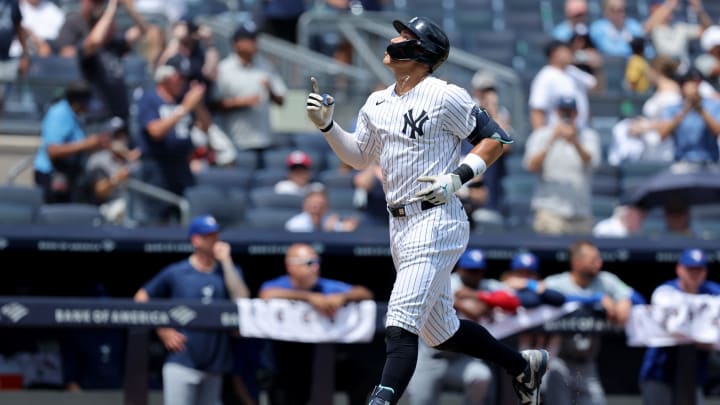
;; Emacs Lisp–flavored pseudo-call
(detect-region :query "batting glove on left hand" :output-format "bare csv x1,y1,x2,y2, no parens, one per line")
306,77,335,130
414,173,462,205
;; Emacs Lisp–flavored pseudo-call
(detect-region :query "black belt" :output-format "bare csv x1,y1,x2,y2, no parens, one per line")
387,201,443,217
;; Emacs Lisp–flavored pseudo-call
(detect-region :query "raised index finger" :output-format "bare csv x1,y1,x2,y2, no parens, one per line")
310,76,319,94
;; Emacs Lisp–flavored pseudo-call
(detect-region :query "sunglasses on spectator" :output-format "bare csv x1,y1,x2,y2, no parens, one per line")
289,257,321,266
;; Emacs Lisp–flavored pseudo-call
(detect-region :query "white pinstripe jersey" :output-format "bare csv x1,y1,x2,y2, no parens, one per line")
353,77,477,206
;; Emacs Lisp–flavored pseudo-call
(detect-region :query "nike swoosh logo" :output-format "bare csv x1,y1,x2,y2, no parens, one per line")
375,100,385,105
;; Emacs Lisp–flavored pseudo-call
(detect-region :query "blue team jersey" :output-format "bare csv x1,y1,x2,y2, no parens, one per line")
640,279,720,385
259,275,353,295
142,259,243,373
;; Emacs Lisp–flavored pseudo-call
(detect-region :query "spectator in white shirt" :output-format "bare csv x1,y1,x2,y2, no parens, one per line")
274,150,325,197
593,204,647,237
10,0,65,57
285,189,360,233
524,96,601,235
528,39,596,130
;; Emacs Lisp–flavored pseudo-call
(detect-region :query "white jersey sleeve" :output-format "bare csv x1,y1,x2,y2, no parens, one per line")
442,83,478,140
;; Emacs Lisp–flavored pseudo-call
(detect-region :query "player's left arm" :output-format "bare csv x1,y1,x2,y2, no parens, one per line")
416,103,512,204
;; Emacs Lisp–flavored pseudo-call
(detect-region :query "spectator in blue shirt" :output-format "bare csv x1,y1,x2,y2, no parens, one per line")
552,0,590,42
33,81,111,203
590,0,648,58
640,248,720,405
658,67,720,163
134,215,251,405
259,243,374,405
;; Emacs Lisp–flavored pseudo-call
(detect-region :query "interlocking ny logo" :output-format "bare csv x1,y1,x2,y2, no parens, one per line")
403,109,429,139
169,305,197,326
1,303,28,323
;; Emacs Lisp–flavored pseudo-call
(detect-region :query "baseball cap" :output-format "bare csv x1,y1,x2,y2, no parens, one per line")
701,25,720,52
286,150,312,168
233,20,258,41
510,252,539,272
457,249,486,270
179,15,199,34
556,96,577,110
188,215,220,236
154,55,191,83
544,39,569,58
679,248,708,267
471,71,496,91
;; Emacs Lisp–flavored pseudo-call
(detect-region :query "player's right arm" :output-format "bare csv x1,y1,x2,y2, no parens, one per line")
306,77,370,169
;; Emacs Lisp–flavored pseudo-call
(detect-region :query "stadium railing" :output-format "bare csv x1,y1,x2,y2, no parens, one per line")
2,296,699,405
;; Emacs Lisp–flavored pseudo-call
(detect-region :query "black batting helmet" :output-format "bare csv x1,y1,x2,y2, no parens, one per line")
387,16,450,73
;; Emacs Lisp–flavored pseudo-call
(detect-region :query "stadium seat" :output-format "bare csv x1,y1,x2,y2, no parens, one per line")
603,56,629,95
25,55,83,115
501,174,536,201
0,185,43,224
249,187,304,210
692,204,720,220
503,200,534,230
594,162,620,178
318,170,355,188
324,152,345,171
37,203,105,226
591,196,619,220
194,167,253,191
505,11,544,34
243,207,298,230
234,150,260,170
251,168,289,188
185,185,247,229
290,132,332,154
619,161,671,179
697,219,720,239
471,208,506,234
592,175,621,197
326,187,358,211
123,54,150,90
504,154,527,176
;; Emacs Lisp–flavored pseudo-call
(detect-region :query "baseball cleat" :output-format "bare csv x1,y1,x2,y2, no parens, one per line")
512,349,549,405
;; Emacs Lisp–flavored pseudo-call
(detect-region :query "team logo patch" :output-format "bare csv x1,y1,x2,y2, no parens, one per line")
403,109,429,139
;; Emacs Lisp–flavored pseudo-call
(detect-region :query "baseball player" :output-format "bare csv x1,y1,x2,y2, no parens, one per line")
639,248,720,405
306,16,548,405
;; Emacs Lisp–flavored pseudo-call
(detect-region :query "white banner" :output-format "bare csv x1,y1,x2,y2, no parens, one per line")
236,299,377,343
626,287,720,348
482,302,582,339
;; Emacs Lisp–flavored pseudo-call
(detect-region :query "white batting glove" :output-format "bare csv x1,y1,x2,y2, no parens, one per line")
414,173,462,205
306,77,335,131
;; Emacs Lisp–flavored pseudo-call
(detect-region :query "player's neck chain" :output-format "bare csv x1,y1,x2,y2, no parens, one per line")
395,73,428,96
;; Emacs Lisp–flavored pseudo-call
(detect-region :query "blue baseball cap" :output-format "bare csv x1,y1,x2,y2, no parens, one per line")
556,96,577,110
511,252,539,272
679,248,708,268
458,249,486,270
188,215,220,236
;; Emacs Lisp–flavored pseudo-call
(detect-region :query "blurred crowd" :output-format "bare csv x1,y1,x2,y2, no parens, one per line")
1,213,716,405
2,1,720,404
0,0,714,240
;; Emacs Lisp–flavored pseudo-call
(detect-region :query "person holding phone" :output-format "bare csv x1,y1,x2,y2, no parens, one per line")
523,96,602,235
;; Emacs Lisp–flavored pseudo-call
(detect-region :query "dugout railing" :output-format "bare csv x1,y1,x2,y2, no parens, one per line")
0,296,701,405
